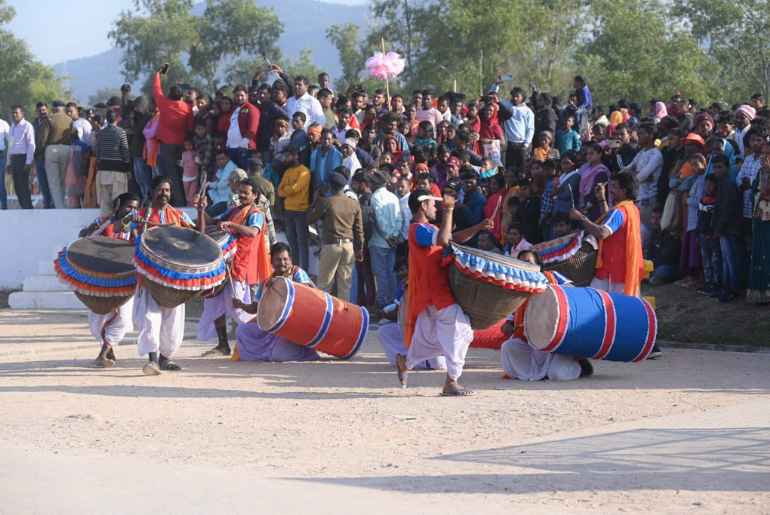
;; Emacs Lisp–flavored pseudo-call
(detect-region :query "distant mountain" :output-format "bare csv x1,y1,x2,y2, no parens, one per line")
53,0,368,103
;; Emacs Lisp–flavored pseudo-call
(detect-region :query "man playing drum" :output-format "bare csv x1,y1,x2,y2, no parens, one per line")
232,242,321,362
570,174,662,359
195,178,272,357
499,250,593,381
396,189,492,396
134,176,196,375
79,192,141,367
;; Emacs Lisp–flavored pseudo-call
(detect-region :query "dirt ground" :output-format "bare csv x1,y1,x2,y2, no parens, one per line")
0,306,769,514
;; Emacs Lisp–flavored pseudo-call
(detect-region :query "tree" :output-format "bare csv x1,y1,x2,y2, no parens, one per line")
673,0,770,102
88,87,124,107
0,0,67,114
224,49,324,88
109,0,283,93
577,0,717,106
326,23,367,92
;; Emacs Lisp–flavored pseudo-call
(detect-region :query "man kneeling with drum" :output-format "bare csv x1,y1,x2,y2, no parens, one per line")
195,178,272,357
79,193,141,367
134,177,196,375
396,189,492,397
232,242,321,362
499,250,593,381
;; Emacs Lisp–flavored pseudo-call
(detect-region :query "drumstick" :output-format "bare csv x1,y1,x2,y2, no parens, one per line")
568,183,575,210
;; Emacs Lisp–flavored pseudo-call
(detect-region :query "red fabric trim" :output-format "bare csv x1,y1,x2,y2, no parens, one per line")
633,299,658,362
593,290,616,359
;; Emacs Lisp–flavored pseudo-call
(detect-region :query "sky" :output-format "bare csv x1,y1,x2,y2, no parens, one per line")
7,0,367,65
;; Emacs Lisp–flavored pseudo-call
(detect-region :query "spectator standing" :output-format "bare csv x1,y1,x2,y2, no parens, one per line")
32,103,54,208
44,100,73,208
498,87,535,176
306,171,364,301
94,110,130,215
0,113,8,209
748,150,770,304
697,176,721,295
555,114,581,156
310,129,342,193
712,154,741,302
351,170,377,308
208,149,238,217
152,68,194,206
278,146,311,271
416,90,443,129
621,123,662,240
286,76,325,129
736,127,766,284
126,96,153,200
6,106,35,209
226,85,260,169
367,170,403,309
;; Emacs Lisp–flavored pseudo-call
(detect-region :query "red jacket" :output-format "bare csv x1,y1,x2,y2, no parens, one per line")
152,73,193,145
234,102,261,150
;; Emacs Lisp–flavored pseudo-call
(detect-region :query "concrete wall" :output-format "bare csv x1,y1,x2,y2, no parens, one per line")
0,209,103,289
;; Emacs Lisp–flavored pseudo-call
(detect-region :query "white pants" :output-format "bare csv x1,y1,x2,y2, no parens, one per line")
407,304,473,380
133,286,185,357
378,321,446,370
88,297,134,346
501,338,581,381
196,281,252,341
590,277,626,294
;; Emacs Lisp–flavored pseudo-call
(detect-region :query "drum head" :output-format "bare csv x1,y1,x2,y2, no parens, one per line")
256,277,289,331
205,227,229,246
67,237,135,274
523,287,558,350
142,226,220,266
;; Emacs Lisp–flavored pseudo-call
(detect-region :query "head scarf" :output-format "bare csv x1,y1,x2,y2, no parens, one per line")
736,104,756,121
694,112,714,127
654,101,668,120
609,111,624,126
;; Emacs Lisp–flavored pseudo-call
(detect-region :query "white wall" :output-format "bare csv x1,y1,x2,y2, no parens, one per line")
0,209,103,289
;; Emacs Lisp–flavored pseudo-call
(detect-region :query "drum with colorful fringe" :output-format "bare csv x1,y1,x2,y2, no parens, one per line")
532,231,598,286
256,276,368,359
199,227,237,298
446,243,548,330
134,226,226,308
54,236,136,314
524,286,657,362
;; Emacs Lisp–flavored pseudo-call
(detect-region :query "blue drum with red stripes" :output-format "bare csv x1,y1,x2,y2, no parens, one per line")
523,286,657,362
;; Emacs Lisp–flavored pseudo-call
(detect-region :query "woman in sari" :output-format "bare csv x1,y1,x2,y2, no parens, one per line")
577,142,610,221
748,148,770,304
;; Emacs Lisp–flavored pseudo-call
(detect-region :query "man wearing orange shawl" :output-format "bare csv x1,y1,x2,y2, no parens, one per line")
396,189,491,396
196,178,272,357
570,173,643,296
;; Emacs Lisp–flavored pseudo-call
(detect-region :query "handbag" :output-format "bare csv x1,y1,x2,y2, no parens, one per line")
660,190,680,231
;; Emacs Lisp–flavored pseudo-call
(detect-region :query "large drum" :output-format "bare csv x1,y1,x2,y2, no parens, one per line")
199,227,237,299
134,226,226,308
532,231,598,286
447,243,548,330
524,286,657,362
256,276,368,359
54,236,136,314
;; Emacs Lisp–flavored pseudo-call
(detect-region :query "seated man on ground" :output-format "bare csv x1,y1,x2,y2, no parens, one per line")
499,250,593,381
233,242,321,362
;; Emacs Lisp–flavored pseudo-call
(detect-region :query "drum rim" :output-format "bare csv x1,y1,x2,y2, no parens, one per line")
257,276,294,333
139,226,223,271
450,242,542,273
523,287,559,351
65,236,136,276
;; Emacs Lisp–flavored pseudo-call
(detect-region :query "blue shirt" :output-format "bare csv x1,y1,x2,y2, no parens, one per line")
556,128,581,155
210,160,237,206
602,208,626,235
369,187,403,248
464,189,486,225
310,146,342,191
414,223,438,247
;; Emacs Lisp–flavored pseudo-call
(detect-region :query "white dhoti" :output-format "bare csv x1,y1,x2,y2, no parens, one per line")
88,297,134,346
590,277,627,294
407,304,472,380
378,322,446,370
500,338,581,381
196,281,252,341
132,286,185,358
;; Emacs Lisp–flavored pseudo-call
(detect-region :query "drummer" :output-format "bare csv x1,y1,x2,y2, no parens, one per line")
194,178,272,357
134,176,196,376
396,189,492,397
499,250,593,381
232,242,321,362
79,192,141,367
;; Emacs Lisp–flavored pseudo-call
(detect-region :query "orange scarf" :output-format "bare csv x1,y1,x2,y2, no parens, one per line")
595,200,642,296
228,204,272,284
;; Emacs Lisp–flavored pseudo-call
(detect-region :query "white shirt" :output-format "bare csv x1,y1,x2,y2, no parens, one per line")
8,119,35,165
734,125,750,159
622,146,662,202
73,118,92,147
226,106,249,149
399,192,412,239
342,152,361,175
0,118,9,153
286,93,326,129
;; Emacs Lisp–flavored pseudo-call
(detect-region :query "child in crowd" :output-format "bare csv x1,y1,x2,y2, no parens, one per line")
556,114,581,156
712,153,741,302
192,121,214,181
503,224,532,257
413,120,437,159
477,230,502,253
181,139,199,204
697,175,721,295
532,131,556,162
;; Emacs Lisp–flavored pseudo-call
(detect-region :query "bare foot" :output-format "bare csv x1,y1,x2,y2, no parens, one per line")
395,353,409,388
201,344,231,357
441,378,474,397
142,362,161,376
93,356,115,368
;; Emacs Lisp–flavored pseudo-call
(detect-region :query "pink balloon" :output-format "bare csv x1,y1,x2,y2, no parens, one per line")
366,51,405,80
